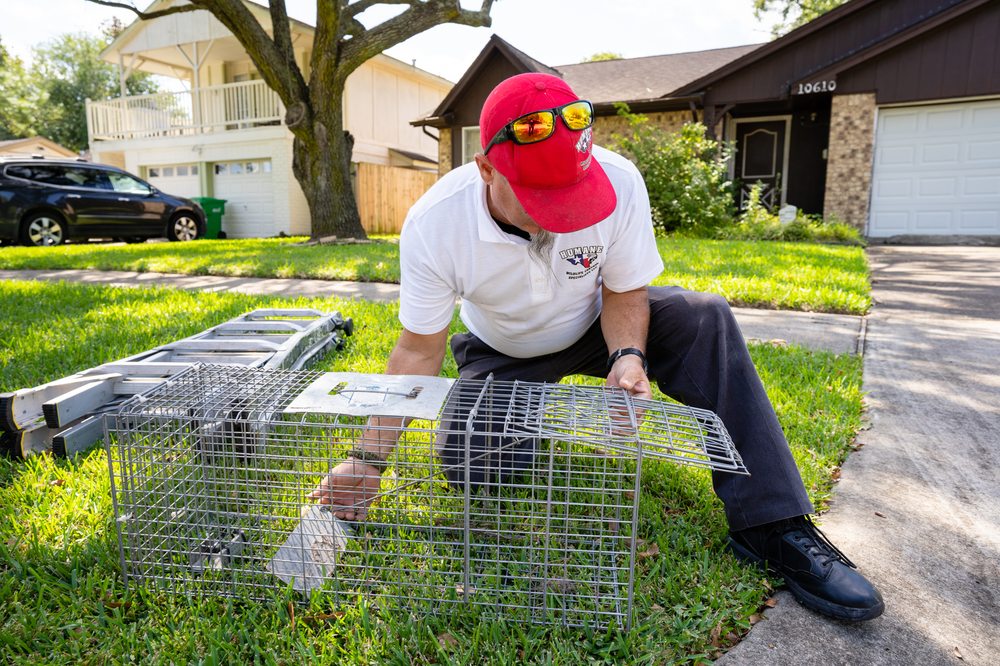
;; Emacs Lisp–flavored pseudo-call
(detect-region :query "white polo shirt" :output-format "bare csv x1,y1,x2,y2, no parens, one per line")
398,146,664,358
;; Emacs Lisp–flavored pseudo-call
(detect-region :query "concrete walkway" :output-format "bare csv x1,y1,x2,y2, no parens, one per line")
0,268,864,355
720,246,1000,666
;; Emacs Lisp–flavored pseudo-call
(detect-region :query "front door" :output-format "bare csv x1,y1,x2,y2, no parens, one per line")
734,119,788,210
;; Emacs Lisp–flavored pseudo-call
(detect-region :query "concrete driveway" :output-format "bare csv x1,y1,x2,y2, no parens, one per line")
720,246,1000,665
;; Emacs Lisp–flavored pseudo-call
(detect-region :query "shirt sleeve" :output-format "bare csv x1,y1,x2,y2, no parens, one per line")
398,217,458,334
599,161,665,293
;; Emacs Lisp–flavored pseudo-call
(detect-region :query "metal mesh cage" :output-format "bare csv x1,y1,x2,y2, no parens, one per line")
105,364,746,629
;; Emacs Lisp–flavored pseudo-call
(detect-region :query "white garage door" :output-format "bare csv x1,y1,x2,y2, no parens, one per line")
869,99,1000,237
146,163,201,198
213,159,274,237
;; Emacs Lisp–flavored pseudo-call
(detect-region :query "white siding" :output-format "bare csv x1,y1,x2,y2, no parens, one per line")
345,56,451,165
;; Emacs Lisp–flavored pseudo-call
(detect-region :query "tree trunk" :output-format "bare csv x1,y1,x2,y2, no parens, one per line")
290,100,367,240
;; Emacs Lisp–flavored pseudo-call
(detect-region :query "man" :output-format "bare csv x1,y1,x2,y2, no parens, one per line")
314,73,884,622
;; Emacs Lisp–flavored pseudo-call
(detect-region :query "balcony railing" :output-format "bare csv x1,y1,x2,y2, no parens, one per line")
87,79,284,141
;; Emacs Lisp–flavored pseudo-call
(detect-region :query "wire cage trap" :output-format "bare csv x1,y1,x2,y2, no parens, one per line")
105,364,747,629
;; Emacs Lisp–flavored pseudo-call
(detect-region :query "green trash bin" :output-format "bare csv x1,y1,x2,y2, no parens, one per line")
192,197,227,239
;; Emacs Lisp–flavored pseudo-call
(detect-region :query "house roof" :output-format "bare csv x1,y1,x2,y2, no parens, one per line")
416,35,764,126
389,148,437,165
556,45,762,104
0,136,77,158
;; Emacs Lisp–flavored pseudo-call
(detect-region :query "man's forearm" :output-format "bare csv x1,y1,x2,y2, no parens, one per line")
357,328,450,459
385,329,449,377
601,285,650,356
601,285,653,399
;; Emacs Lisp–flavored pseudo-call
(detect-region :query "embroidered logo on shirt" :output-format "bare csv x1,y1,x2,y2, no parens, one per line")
559,245,604,280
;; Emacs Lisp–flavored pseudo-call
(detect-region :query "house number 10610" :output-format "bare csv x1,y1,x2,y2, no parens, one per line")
797,80,837,94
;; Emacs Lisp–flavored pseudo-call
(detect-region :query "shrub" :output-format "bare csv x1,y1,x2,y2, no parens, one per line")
719,183,865,245
609,105,734,235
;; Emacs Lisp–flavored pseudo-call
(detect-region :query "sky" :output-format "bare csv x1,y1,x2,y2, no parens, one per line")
2,1,785,83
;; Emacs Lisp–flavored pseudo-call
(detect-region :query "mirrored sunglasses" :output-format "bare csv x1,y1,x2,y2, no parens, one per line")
484,100,594,155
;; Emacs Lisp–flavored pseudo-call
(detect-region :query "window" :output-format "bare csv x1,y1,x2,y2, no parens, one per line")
4,165,35,180
461,127,481,165
148,163,198,178
213,160,270,175
107,171,151,194
61,167,93,187
72,168,113,190
6,164,68,185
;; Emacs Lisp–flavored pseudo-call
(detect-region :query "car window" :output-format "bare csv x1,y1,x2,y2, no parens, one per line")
63,166,113,190
107,171,152,194
5,164,68,184
3,164,113,190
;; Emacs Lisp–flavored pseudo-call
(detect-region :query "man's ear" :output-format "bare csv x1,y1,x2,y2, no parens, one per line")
474,153,495,184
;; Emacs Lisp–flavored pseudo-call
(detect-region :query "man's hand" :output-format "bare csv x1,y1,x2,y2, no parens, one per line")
606,355,653,400
607,355,651,434
308,459,383,521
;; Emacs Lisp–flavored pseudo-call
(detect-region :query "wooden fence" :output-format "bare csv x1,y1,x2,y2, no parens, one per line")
355,162,438,234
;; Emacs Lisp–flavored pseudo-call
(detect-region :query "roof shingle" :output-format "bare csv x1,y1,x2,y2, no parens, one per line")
556,44,763,103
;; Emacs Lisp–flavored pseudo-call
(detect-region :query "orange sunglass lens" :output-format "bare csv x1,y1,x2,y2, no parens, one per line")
511,112,555,143
561,102,592,130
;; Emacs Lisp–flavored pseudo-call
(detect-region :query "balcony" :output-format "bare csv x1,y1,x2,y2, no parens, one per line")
87,80,285,142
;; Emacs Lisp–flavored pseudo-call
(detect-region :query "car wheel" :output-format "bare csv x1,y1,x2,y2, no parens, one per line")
168,213,201,242
21,212,67,247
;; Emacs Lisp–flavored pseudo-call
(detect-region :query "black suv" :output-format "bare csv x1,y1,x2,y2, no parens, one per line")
0,157,206,246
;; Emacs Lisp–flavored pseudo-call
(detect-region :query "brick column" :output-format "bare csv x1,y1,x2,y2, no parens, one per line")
824,93,876,230
438,128,453,175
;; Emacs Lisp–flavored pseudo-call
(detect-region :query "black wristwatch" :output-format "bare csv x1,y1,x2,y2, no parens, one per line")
606,347,649,375
347,448,389,473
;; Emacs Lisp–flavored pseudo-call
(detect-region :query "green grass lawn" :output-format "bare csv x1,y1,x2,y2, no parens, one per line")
0,280,863,664
0,236,871,314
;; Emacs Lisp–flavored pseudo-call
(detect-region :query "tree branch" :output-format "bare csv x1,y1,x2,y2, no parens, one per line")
195,0,308,107
346,0,412,19
84,0,204,20
268,1,297,69
340,0,493,74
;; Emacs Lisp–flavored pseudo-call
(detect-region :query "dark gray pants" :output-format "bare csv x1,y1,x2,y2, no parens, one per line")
447,286,814,531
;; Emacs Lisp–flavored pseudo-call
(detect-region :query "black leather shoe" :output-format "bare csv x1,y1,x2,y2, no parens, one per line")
729,515,885,621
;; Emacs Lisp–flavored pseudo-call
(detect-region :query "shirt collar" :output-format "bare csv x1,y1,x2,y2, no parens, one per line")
475,178,527,245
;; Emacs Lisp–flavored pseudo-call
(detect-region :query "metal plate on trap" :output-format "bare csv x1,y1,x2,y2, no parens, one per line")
283,372,455,419
267,505,354,593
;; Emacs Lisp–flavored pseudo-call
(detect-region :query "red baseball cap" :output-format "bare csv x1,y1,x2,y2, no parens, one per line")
479,73,617,233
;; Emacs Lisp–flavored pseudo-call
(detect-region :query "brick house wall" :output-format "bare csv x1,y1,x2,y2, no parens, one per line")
823,93,876,229
437,128,453,174
593,110,700,148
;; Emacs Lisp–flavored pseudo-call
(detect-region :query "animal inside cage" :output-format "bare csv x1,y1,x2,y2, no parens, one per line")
105,364,747,629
